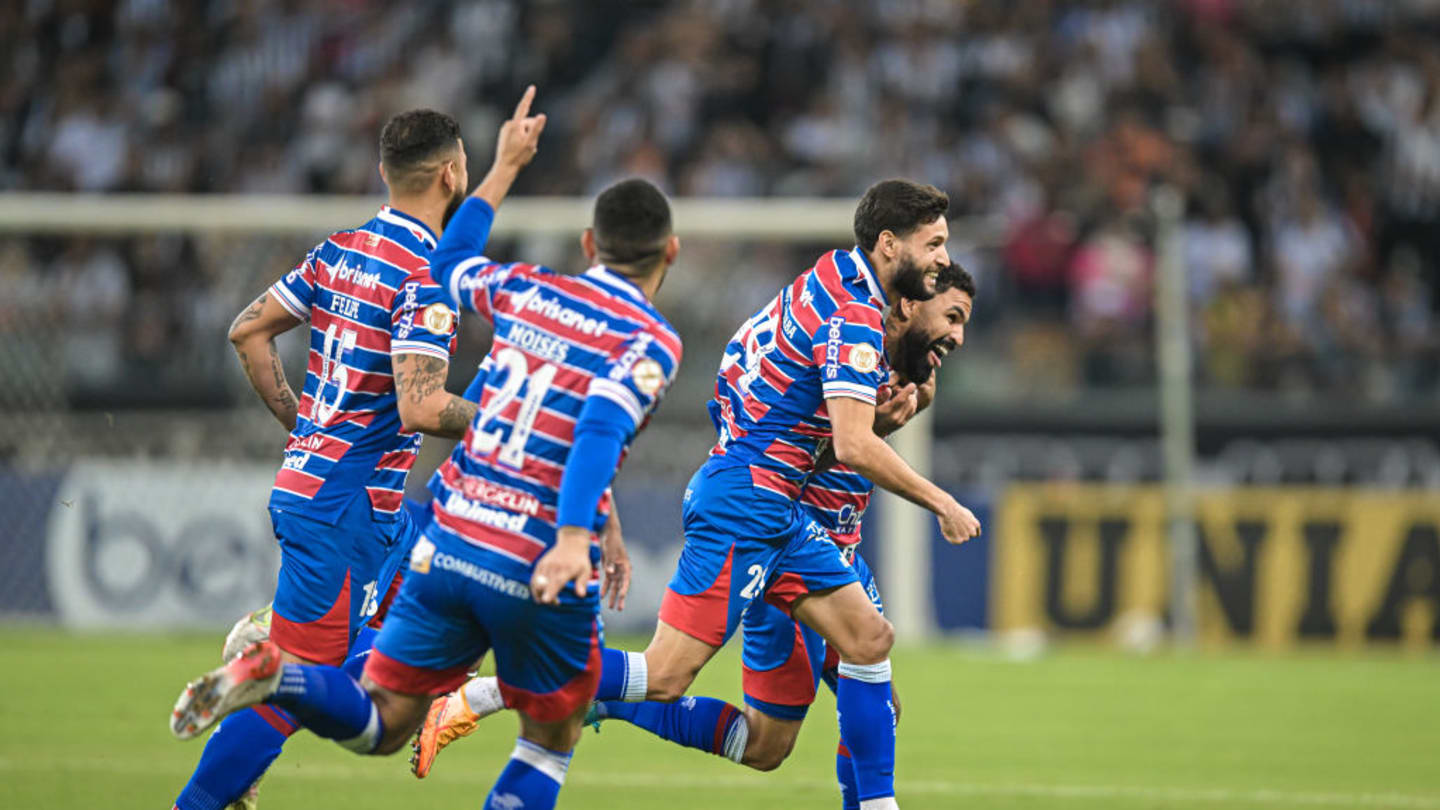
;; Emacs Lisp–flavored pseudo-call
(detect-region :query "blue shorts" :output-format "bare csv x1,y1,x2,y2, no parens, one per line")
270,496,411,665
365,531,601,722
742,547,882,720
660,462,860,648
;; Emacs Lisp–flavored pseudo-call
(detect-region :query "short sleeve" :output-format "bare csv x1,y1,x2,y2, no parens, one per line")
811,301,886,404
269,244,321,320
390,272,457,361
586,328,681,431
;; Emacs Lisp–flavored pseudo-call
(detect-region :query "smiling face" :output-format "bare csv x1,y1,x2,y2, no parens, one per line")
888,284,972,384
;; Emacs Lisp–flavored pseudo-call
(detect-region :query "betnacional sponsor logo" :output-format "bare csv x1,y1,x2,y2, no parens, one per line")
44,461,280,629
510,286,609,337
443,492,529,533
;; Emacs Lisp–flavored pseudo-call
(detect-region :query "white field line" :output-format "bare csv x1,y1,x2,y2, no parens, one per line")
1,756,1437,808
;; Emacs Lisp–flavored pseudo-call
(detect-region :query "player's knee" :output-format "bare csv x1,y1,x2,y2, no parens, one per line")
847,615,894,664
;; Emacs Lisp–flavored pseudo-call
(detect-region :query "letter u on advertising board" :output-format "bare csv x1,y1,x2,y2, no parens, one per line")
993,484,1440,648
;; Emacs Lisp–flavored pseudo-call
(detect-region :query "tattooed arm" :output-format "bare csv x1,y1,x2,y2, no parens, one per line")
228,292,303,431
392,353,478,440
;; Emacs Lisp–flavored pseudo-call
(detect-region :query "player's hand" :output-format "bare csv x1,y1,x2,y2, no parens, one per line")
600,513,632,612
873,381,918,436
937,498,981,544
914,374,937,413
532,527,592,604
493,85,547,171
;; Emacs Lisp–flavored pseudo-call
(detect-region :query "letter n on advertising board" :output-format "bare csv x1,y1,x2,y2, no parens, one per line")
993,484,1440,648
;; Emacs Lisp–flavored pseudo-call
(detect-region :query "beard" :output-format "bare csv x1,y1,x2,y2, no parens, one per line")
892,324,956,385
892,254,935,302
441,187,465,229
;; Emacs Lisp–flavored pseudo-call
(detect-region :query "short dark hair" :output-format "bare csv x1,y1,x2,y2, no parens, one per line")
933,260,976,300
592,178,673,273
379,109,461,195
853,179,949,252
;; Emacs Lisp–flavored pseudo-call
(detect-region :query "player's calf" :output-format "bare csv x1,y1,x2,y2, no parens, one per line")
639,619,721,702
737,707,802,772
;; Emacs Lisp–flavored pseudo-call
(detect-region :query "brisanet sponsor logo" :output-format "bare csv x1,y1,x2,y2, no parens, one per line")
510,286,609,337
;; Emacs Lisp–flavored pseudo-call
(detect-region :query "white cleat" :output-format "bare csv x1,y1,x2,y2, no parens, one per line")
222,604,273,662
171,640,283,741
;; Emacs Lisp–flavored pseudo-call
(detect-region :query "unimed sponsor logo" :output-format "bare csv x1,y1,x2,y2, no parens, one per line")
443,492,528,533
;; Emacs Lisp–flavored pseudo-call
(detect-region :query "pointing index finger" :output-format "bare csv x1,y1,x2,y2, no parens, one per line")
513,85,536,121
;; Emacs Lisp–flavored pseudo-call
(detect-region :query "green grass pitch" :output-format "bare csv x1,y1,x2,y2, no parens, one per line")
2,628,1438,809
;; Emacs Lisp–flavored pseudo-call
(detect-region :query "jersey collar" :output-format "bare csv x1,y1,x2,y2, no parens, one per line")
584,265,648,305
849,246,888,307
377,205,438,250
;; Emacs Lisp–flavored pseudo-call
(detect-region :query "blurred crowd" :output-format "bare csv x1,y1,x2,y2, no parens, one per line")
2,0,1440,408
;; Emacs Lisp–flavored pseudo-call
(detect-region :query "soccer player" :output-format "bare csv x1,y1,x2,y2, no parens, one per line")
410,185,977,810
592,263,975,806
167,97,545,810
169,122,683,810
410,264,976,803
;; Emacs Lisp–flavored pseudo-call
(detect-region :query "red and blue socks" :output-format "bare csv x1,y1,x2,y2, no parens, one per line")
597,696,749,763
172,707,296,810
268,662,384,752
486,738,573,810
835,659,896,807
173,627,380,809
594,647,648,701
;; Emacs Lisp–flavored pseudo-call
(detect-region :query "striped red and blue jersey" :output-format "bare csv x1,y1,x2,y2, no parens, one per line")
266,206,458,524
707,247,890,500
427,258,681,586
799,463,872,547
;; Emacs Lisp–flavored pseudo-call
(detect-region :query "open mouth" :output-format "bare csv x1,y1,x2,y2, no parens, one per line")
927,340,954,368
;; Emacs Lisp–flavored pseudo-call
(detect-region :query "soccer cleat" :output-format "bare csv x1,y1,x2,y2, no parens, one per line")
583,702,602,734
171,640,282,741
410,691,481,779
222,604,273,662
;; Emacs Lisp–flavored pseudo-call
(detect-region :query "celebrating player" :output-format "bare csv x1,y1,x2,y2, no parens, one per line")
169,89,688,810
167,94,545,810
412,182,978,810
410,264,976,804
589,263,975,806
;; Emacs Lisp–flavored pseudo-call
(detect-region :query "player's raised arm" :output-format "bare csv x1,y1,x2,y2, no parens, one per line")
430,87,547,318
228,261,311,430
